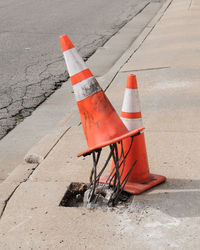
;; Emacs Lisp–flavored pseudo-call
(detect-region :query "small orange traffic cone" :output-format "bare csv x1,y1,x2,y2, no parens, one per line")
59,35,144,157
100,75,166,194
120,74,150,184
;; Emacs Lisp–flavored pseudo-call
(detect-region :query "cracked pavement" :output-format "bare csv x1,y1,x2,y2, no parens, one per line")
0,0,154,139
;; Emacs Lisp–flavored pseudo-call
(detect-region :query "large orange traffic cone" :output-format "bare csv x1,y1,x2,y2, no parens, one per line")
59,35,144,157
100,75,166,194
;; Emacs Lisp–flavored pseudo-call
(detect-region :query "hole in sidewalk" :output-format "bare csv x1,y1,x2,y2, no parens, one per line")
59,182,131,208
59,182,89,207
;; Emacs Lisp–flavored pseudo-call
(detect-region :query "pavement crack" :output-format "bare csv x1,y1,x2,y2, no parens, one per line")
24,61,39,83
0,184,20,219
39,58,63,77
0,162,43,220
0,70,67,139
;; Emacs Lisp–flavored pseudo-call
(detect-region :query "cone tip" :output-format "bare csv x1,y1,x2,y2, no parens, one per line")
126,74,138,89
59,34,74,52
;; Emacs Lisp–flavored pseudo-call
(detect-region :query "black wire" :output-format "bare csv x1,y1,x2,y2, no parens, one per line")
114,160,137,202
108,136,134,186
96,147,113,181
89,150,101,202
88,134,138,206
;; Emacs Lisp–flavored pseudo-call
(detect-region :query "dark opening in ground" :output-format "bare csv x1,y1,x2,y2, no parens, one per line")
59,182,131,208
59,182,89,207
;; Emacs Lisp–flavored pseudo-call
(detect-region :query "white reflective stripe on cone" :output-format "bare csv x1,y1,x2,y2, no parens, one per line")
73,77,102,102
121,89,141,113
121,117,143,130
63,48,87,76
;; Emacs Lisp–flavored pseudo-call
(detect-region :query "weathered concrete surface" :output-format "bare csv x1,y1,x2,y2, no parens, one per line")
0,0,200,249
0,0,165,181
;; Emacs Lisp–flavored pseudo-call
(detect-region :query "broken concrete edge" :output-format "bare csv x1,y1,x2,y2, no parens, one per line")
0,162,38,218
0,0,172,218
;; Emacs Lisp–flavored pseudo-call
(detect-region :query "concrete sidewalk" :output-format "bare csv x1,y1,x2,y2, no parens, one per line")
1,0,200,249
0,0,164,182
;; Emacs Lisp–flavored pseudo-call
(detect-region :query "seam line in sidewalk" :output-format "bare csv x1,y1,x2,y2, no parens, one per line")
0,184,22,219
188,0,193,10
121,66,171,72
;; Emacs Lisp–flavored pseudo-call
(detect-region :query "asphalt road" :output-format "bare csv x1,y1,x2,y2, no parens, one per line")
0,0,162,140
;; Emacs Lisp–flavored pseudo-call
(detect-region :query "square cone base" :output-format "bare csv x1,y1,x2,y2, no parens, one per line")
99,174,166,195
